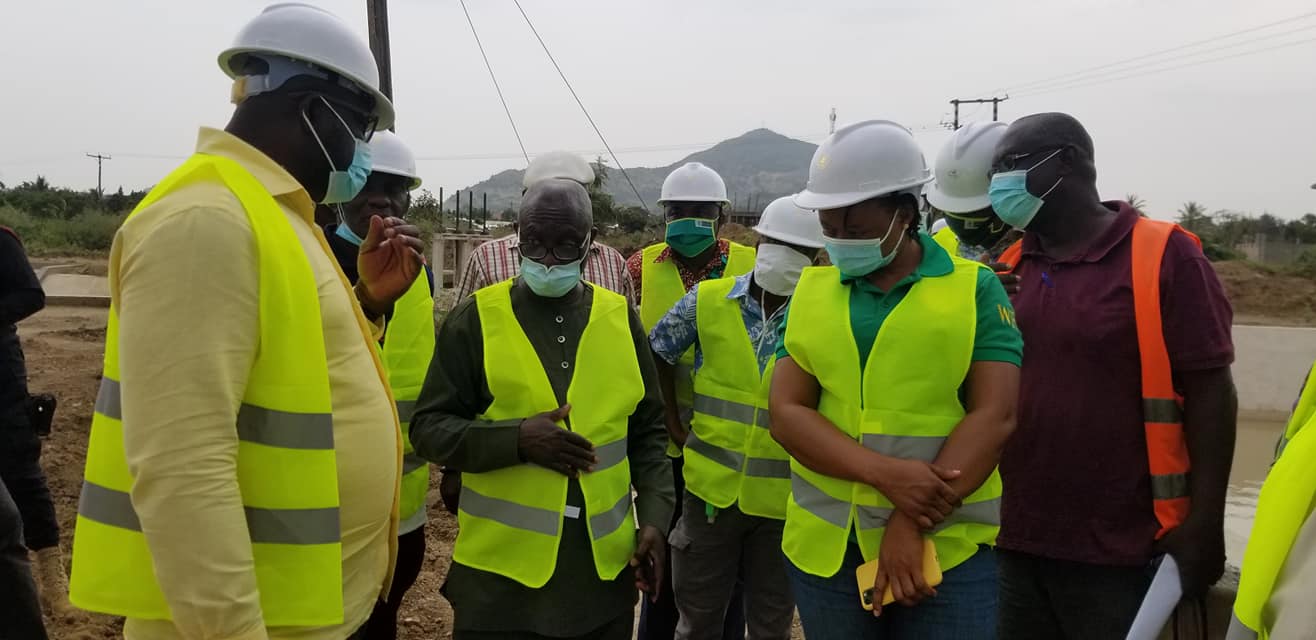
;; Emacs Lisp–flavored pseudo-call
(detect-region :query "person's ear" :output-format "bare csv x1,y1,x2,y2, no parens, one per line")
1056,146,1077,176
718,207,729,230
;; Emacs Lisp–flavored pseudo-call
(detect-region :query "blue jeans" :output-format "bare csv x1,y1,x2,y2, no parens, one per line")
787,543,997,640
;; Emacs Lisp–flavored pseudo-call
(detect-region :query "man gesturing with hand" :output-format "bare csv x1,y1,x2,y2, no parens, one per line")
410,179,674,640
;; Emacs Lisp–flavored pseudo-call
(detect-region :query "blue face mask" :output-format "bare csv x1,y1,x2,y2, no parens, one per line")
823,213,907,279
520,256,584,298
303,97,373,205
335,218,365,246
988,148,1064,230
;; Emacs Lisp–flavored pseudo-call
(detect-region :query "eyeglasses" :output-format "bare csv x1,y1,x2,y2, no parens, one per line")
664,202,723,221
304,94,379,142
520,236,591,262
991,145,1067,174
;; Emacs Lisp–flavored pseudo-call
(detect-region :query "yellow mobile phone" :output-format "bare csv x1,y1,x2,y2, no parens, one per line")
855,540,943,610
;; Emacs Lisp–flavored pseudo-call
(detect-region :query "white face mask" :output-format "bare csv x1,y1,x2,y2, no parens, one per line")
753,244,813,296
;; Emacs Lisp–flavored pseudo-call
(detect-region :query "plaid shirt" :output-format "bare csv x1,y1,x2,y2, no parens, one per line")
625,239,732,307
454,234,635,304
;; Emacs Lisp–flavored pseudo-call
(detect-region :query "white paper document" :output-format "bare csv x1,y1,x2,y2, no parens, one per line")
1126,555,1183,640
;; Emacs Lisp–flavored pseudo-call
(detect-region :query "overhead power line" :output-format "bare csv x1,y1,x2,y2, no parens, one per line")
459,0,530,166
980,8,1316,97
1012,35,1316,98
1010,22,1316,96
512,0,649,212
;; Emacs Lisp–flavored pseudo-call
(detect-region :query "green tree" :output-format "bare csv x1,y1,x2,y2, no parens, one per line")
1125,193,1147,216
1176,201,1212,235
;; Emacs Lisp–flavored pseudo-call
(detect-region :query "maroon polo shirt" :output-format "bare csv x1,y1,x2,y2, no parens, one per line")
998,202,1234,567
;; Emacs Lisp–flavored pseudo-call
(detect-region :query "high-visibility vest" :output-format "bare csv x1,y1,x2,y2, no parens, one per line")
70,153,396,626
780,261,1000,578
932,226,959,254
639,241,755,457
684,277,790,520
1002,218,1195,538
454,280,642,588
1228,364,1316,640
382,273,435,535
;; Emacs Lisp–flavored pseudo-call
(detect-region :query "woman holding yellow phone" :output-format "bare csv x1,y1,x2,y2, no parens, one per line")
768,121,1021,639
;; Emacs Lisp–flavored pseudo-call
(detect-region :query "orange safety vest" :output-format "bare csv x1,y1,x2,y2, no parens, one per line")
1003,218,1196,538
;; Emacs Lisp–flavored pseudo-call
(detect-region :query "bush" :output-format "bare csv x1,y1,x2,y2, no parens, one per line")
1287,248,1316,279
0,206,124,255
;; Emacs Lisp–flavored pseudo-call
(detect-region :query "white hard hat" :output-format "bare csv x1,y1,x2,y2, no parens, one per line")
219,3,395,130
930,218,949,235
368,131,421,190
794,120,932,211
524,151,595,188
926,121,1007,214
754,196,824,248
658,162,730,205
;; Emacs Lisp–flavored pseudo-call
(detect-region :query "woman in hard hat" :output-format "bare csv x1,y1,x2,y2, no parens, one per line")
768,120,1022,639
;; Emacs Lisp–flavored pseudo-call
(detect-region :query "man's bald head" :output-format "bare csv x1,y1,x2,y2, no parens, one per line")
519,179,594,266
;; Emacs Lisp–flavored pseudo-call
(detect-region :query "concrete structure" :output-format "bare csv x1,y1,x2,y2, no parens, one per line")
1236,234,1313,266
430,232,496,291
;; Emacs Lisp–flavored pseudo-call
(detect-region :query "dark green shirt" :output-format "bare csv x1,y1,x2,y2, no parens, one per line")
410,279,674,635
776,232,1023,367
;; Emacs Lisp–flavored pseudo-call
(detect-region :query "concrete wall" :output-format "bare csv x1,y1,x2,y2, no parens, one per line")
1232,324,1316,418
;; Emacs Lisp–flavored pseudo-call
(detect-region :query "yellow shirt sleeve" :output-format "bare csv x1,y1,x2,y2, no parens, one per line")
115,194,270,640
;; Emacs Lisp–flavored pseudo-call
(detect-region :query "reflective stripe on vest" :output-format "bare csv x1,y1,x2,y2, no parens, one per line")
1230,361,1316,640
454,280,642,588
685,276,790,519
639,241,756,458
382,273,436,534
69,154,360,626
780,262,1001,579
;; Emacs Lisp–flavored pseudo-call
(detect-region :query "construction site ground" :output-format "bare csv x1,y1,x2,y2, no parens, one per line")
18,255,1309,637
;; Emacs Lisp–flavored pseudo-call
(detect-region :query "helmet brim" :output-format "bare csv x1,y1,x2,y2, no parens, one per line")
794,176,932,211
925,188,991,215
219,46,396,130
753,226,825,249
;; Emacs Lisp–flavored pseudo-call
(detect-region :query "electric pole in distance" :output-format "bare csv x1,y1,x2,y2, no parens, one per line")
366,0,394,123
948,96,1008,129
86,153,111,200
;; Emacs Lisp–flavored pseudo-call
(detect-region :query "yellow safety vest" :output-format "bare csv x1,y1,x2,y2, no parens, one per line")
454,280,642,588
638,241,755,457
1230,364,1316,639
780,262,1000,578
70,153,392,626
933,226,959,255
684,277,790,519
382,273,435,535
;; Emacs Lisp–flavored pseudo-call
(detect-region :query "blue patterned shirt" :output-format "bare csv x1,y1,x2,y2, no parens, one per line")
648,273,784,374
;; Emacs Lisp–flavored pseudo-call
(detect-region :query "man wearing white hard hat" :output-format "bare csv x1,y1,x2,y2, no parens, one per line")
628,161,754,640
927,122,1023,269
69,4,425,638
324,130,434,640
648,196,822,640
769,120,1021,639
454,151,633,302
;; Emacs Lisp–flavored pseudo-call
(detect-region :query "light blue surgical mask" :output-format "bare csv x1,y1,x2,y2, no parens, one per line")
988,148,1064,230
823,214,907,279
303,97,373,205
520,256,584,298
335,217,365,246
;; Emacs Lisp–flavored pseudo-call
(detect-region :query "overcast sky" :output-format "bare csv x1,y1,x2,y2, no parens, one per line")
2,0,1313,218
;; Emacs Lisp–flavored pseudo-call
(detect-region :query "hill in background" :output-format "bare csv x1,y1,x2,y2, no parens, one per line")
444,128,817,213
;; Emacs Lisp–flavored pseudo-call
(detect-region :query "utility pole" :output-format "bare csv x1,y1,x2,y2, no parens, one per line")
86,153,111,200
948,96,1008,129
829,107,837,135
365,0,394,114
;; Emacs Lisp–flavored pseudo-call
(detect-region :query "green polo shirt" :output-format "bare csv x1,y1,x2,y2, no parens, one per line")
775,232,1023,367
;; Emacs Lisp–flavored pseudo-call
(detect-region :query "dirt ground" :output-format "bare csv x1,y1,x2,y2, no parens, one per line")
19,305,458,639
1214,260,1316,326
